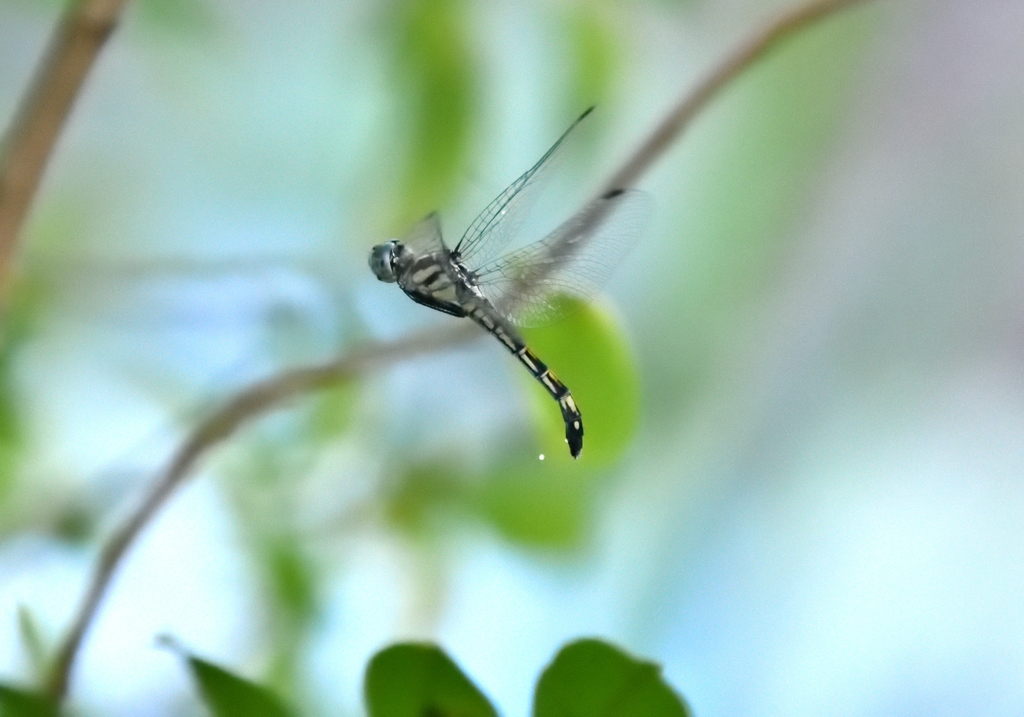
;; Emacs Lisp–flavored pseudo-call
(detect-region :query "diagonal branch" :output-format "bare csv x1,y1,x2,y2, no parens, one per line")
44,0,881,702
45,323,478,699
513,0,879,302
601,0,877,194
0,0,131,304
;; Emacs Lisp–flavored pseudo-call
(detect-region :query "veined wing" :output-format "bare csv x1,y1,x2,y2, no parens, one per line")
400,212,446,255
452,107,594,266
472,189,653,326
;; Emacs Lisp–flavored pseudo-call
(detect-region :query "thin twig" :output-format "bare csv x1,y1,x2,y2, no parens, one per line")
514,0,878,305
45,323,477,699
0,0,131,304
601,0,876,194
44,0,879,702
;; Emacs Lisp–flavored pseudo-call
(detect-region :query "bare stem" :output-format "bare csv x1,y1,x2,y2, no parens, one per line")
0,0,132,305
44,324,476,699
43,0,879,702
602,0,877,195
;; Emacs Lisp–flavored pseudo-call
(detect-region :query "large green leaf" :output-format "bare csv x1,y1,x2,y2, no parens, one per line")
520,297,639,467
184,655,292,717
534,640,691,717
475,457,595,549
381,456,594,549
0,686,58,717
365,643,497,717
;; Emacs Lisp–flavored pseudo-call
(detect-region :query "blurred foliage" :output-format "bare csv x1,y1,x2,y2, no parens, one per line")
384,453,600,549
308,382,359,443
0,0,215,36
475,456,599,548
135,0,217,38
535,639,691,717
0,373,20,511
564,4,619,115
15,607,48,686
386,0,478,226
384,462,461,536
0,266,47,514
645,7,877,422
261,537,319,698
0,0,62,9
703,12,875,300
265,540,317,625
365,643,497,717
221,438,323,701
0,685,57,717
179,651,293,717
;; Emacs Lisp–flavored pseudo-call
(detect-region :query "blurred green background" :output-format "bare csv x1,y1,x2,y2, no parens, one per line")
3,0,1024,714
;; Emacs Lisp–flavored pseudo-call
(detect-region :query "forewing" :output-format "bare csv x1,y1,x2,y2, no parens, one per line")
473,189,653,326
453,107,593,266
401,212,446,255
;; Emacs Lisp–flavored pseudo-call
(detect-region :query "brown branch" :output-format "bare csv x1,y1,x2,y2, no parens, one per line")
45,323,478,699
601,0,877,194
44,0,879,702
0,0,131,304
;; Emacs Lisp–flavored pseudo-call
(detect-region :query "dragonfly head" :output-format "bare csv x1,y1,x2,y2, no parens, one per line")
368,240,401,282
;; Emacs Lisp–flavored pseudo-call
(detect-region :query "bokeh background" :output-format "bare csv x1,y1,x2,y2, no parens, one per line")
2,0,1024,714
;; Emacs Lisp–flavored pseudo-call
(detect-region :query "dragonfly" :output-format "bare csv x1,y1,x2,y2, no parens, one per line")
369,107,652,458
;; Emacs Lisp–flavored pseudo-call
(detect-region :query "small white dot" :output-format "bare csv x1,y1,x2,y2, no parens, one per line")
539,454,545,461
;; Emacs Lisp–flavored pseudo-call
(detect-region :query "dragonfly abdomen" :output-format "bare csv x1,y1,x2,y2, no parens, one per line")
467,306,583,459
517,346,584,459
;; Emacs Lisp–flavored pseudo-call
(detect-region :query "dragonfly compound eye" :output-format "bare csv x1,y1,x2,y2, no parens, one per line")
368,242,398,282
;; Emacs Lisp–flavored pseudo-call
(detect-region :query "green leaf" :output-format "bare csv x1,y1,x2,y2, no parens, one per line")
266,540,317,625
0,270,37,507
0,378,21,508
365,643,497,717
16,607,48,682
534,640,691,717
185,656,292,717
0,686,58,717
476,458,594,548
389,0,477,222
520,297,639,467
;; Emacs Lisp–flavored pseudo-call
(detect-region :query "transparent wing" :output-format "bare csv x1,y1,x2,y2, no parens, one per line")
452,107,593,266
472,189,653,327
401,212,446,255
